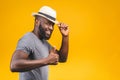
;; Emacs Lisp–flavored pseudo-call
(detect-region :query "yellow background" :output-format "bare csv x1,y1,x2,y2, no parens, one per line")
0,0,120,80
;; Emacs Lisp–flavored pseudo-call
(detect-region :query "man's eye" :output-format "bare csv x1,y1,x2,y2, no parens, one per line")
45,22,54,26
45,22,49,25
46,23,51,26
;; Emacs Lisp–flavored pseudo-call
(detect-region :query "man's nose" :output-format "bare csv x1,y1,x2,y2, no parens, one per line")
49,25,53,30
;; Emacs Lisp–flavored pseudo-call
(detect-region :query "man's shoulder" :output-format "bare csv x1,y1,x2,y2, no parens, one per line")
18,32,35,44
16,32,35,54
22,32,34,38
20,32,34,40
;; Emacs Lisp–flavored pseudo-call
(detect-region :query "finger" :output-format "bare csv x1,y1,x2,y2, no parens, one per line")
66,26,69,31
50,46,56,54
56,56,59,62
52,46,56,52
55,61,58,65
49,47,55,54
58,23,64,30
60,23,68,28
55,21,59,25
55,54,59,58
57,22,61,27
55,56,59,63
61,23,64,27
60,26,68,31
57,22,65,28
52,61,58,65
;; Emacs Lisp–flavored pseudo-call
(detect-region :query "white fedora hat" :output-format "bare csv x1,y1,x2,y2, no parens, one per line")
32,6,58,24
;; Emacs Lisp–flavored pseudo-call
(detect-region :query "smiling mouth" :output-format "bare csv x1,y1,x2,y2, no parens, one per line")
46,30,51,35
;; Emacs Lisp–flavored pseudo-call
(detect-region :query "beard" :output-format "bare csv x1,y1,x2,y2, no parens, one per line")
39,24,52,40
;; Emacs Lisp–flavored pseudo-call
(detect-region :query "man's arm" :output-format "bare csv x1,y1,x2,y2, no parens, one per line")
10,48,59,72
57,23,69,62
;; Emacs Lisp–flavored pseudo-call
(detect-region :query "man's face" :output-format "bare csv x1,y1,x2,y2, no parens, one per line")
38,17,55,40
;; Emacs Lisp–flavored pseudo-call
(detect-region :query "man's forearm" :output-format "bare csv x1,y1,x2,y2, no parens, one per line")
11,58,49,72
58,36,69,62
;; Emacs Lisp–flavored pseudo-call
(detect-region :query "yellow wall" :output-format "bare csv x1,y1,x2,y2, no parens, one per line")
0,0,120,80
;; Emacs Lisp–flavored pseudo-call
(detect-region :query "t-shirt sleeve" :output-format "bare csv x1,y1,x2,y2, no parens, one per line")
16,38,33,54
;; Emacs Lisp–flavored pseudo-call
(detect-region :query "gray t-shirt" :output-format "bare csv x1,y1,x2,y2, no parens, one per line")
16,32,52,80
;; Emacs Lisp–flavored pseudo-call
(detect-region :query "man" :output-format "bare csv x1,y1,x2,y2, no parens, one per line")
10,6,69,80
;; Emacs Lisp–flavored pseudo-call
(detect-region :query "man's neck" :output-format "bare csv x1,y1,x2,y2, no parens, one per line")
32,30,43,40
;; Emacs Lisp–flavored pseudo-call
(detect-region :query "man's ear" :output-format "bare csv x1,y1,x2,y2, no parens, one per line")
35,19,41,26
35,19,39,24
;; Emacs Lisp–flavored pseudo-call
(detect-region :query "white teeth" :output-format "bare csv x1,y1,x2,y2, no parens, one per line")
46,31,51,35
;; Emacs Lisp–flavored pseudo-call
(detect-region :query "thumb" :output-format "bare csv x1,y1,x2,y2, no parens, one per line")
50,46,56,54
52,46,56,53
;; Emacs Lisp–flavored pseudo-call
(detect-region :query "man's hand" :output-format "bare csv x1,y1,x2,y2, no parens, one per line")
47,47,59,65
57,22,69,37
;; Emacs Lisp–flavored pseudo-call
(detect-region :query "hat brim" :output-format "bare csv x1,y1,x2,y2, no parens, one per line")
32,13,59,24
